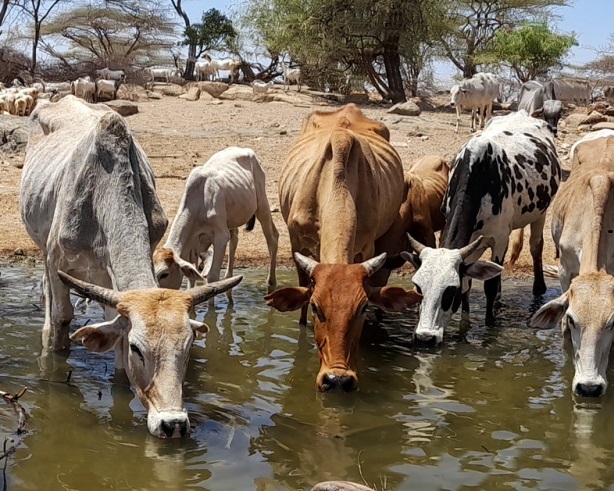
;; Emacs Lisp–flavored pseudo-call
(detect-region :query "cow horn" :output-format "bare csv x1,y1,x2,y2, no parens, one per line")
406,233,427,255
57,271,121,307
362,253,387,276
294,253,319,276
459,235,485,260
187,275,243,305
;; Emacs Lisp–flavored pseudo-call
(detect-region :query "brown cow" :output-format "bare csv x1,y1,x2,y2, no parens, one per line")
371,155,449,286
531,131,614,397
265,104,421,392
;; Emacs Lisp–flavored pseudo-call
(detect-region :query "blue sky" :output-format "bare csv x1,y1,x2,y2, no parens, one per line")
183,0,612,73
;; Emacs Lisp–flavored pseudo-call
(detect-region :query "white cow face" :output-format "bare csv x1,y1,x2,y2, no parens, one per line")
401,235,503,344
531,272,614,398
450,85,466,107
60,272,242,437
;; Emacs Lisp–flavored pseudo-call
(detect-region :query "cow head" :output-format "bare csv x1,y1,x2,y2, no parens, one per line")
532,100,563,137
450,84,467,107
531,272,614,398
265,253,421,392
401,234,503,345
153,247,202,289
59,271,242,438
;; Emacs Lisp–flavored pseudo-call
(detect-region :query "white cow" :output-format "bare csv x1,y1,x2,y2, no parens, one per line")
195,60,215,81
71,76,96,103
281,62,302,91
553,78,591,106
95,79,118,101
20,95,241,438
154,146,279,293
251,79,273,94
146,67,180,83
209,58,241,82
95,67,126,83
450,73,499,133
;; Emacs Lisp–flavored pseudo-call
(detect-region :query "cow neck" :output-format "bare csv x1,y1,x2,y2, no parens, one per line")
318,177,356,265
164,205,197,263
440,149,482,250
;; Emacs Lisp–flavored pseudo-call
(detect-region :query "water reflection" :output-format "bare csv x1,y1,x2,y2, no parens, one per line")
3,265,614,489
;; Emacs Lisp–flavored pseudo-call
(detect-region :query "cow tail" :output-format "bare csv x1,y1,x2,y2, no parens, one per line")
245,214,256,232
507,227,524,270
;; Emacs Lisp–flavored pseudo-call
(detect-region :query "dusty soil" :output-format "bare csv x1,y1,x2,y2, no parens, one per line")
0,88,589,278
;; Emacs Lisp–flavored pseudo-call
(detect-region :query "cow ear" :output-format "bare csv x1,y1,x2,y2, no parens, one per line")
172,252,203,281
465,261,503,281
400,251,421,269
189,319,210,336
70,316,126,353
530,294,568,329
265,287,310,312
369,286,422,312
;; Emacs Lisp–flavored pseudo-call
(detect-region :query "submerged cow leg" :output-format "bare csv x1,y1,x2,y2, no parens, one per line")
484,240,507,324
47,271,74,351
530,216,547,295
461,278,472,314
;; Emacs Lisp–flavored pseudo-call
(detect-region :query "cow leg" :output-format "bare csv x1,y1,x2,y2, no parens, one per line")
461,278,472,314
256,206,279,292
530,215,547,295
455,106,461,134
41,258,54,351
225,229,238,280
470,108,477,132
45,259,74,351
207,229,230,285
484,240,508,324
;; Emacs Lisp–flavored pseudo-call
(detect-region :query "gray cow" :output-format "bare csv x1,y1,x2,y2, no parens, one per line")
518,80,563,136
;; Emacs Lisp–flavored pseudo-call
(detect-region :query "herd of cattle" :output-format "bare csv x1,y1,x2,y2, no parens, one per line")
12,68,614,438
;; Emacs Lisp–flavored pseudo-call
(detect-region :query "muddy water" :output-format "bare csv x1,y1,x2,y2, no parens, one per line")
1,264,614,490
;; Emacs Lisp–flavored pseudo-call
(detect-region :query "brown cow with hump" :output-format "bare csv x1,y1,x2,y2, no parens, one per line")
265,104,422,392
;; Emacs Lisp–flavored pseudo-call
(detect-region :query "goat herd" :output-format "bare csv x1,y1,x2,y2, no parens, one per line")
9,71,614,440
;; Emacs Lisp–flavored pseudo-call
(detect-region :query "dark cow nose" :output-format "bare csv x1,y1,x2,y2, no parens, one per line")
161,418,188,438
321,374,356,392
414,333,438,346
575,383,604,398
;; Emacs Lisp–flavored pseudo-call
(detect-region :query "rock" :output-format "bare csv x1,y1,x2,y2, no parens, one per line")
146,91,162,100
577,124,592,132
605,106,614,117
186,81,229,98
280,130,287,135
0,115,29,151
420,135,429,141
591,122,614,131
103,100,139,116
588,102,609,114
311,482,375,491
219,85,254,101
270,206,280,213
209,99,223,105
343,92,369,104
387,101,421,116
580,111,607,126
153,84,185,97
117,84,149,102
179,87,201,101
564,113,591,129
12,128,28,145
13,248,24,256
199,91,214,101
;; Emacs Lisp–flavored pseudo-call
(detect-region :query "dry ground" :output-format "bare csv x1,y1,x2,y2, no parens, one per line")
0,91,587,277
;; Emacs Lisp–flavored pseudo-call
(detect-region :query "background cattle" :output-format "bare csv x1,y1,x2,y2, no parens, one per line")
450,72,500,133
552,78,591,106
517,80,563,136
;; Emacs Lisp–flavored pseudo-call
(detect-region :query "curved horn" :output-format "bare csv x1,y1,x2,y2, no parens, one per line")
187,275,243,305
294,252,319,276
57,271,121,307
406,233,427,255
362,253,387,277
459,235,485,260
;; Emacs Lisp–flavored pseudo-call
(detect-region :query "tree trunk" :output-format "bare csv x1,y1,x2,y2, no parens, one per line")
382,40,406,103
183,44,196,80
31,25,40,74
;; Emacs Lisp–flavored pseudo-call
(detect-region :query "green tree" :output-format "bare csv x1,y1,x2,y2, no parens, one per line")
484,23,576,82
171,2,236,80
439,0,570,78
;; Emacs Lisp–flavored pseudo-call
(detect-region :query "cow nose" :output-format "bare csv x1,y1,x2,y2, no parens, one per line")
575,383,604,398
414,333,438,346
321,374,356,392
161,418,188,438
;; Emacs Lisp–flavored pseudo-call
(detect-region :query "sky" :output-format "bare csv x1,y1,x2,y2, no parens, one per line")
181,0,613,82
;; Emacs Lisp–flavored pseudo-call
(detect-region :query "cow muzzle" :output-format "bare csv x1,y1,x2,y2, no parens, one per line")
148,410,190,438
573,377,607,398
317,369,358,393
413,326,444,346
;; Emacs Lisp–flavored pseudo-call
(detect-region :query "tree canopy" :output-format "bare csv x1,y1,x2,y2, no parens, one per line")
483,22,576,82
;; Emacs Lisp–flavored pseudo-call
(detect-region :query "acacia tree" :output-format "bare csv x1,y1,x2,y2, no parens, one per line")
41,1,175,71
483,23,576,82
439,0,570,78
170,1,237,80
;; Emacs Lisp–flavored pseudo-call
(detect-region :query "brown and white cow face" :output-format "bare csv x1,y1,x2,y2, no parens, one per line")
531,272,614,398
60,272,242,437
153,247,202,290
265,254,421,392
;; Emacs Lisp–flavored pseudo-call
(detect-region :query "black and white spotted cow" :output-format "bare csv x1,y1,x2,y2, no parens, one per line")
401,110,562,344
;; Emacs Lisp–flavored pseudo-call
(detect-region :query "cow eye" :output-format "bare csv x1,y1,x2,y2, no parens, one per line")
567,315,576,330
441,286,458,311
130,343,144,361
311,302,325,322
158,272,169,280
